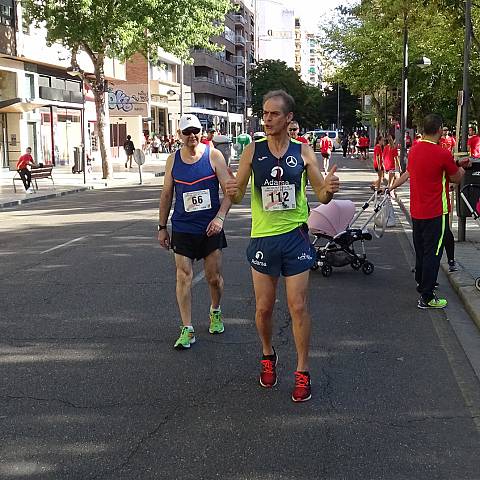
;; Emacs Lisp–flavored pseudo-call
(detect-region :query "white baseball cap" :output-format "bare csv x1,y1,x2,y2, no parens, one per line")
179,114,202,132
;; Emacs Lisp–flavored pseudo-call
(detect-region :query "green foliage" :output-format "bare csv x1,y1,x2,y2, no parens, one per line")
322,0,480,128
249,60,360,130
23,0,232,62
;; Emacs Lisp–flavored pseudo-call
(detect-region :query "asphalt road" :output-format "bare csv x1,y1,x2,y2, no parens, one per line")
1,152,480,480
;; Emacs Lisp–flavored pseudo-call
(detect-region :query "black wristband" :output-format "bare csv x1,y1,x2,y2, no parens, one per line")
158,225,167,231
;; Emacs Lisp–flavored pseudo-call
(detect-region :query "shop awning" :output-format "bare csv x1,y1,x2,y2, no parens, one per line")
0,98,47,113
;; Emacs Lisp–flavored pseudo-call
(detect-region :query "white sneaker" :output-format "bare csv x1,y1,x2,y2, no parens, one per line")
26,188,34,194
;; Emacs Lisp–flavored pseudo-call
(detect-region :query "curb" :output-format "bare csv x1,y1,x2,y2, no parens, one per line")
0,186,93,210
394,191,480,330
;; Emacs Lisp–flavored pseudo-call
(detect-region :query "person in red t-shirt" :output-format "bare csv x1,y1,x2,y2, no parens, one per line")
390,114,469,309
358,132,369,160
413,133,422,146
467,126,480,158
320,133,333,172
372,135,384,190
16,147,36,193
439,127,455,153
288,121,308,144
201,128,215,148
382,134,399,190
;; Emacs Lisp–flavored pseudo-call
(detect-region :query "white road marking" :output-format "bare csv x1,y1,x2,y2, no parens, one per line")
40,236,88,254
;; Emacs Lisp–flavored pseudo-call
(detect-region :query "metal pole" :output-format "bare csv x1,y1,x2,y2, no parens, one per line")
385,88,388,135
180,61,184,116
81,81,86,184
337,82,340,130
458,0,472,242
227,101,230,137
399,9,408,172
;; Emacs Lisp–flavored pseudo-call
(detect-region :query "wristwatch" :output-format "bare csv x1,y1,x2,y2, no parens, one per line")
157,224,167,231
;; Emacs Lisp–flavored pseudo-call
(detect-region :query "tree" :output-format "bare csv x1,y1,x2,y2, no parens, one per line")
249,60,360,131
24,0,231,179
322,0,480,130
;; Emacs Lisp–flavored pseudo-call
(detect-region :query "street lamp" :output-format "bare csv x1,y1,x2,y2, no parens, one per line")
220,98,230,137
399,30,431,172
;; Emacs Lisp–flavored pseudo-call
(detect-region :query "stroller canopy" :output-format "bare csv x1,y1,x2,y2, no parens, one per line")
308,200,356,237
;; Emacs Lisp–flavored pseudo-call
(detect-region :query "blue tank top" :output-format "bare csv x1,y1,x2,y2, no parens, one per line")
171,146,220,234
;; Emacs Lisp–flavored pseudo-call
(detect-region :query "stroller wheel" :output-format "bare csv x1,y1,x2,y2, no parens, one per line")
351,258,362,270
362,261,374,275
475,277,480,292
321,264,333,277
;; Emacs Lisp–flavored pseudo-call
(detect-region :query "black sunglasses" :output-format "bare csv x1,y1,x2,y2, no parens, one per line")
182,127,201,136
289,128,299,131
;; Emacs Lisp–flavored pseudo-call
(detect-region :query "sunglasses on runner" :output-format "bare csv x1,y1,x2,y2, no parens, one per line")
181,127,201,136
289,128,299,131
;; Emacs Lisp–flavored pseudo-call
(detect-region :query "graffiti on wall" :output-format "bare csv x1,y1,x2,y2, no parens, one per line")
108,84,149,116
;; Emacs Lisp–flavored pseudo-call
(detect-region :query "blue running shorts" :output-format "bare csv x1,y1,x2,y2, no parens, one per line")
246,225,315,277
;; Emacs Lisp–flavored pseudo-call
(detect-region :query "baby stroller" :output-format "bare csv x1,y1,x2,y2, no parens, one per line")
459,184,480,292
308,189,391,277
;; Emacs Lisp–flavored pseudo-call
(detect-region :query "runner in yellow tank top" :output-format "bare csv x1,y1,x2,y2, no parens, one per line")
225,90,340,402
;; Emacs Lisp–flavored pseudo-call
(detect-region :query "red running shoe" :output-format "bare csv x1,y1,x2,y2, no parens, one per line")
259,347,278,388
292,371,311,402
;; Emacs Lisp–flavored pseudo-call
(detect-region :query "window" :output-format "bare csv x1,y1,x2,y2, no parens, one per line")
0,3,13,26
51,77,66,90
24,73,35,99
39,76,50,88
65,80,81,92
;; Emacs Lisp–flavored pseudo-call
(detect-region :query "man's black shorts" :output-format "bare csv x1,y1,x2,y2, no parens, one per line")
171,230,227,260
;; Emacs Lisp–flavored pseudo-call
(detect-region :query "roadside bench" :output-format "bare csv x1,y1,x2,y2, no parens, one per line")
13,165,55,193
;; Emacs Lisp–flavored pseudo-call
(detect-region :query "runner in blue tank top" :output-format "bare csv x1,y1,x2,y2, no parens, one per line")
158,114,232,349
225,90,340,402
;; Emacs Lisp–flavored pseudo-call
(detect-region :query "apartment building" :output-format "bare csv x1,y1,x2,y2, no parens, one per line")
183,0,255,135
0,1,125,170
294,17,311,84
255,0,295,68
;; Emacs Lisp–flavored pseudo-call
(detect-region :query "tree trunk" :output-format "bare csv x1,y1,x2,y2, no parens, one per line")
92,59,110,179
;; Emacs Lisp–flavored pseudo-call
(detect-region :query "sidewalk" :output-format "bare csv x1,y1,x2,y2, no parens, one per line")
0,153,169,209
394,184,480,329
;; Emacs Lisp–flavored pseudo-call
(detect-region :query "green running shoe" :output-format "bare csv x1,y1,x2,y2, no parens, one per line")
417,295,447,309
174,326,195,349
209,308,224,334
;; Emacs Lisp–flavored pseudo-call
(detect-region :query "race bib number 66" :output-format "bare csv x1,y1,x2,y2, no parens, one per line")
183,189,212,213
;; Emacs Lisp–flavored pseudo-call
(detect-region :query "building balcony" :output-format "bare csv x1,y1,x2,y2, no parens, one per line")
231,55,244,66
192,78,236,97
39,86,83,104
235,35,246,45
232,14,246,26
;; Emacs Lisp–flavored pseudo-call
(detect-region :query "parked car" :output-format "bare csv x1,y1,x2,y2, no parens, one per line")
253,131,266,140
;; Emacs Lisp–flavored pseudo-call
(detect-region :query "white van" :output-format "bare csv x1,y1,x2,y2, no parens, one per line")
304,130,340,152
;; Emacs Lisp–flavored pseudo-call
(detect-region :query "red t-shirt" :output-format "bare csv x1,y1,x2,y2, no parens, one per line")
407,141,459,219
16,154,33,170
201,139,214,148
467,135,480,158
359,137,369,148
439,136,455,153
295,136,308,144
373,144,383,169
320,137,332,153
382,144,398,171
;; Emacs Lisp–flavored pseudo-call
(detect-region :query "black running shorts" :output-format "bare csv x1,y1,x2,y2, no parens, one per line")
171,230,227,260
